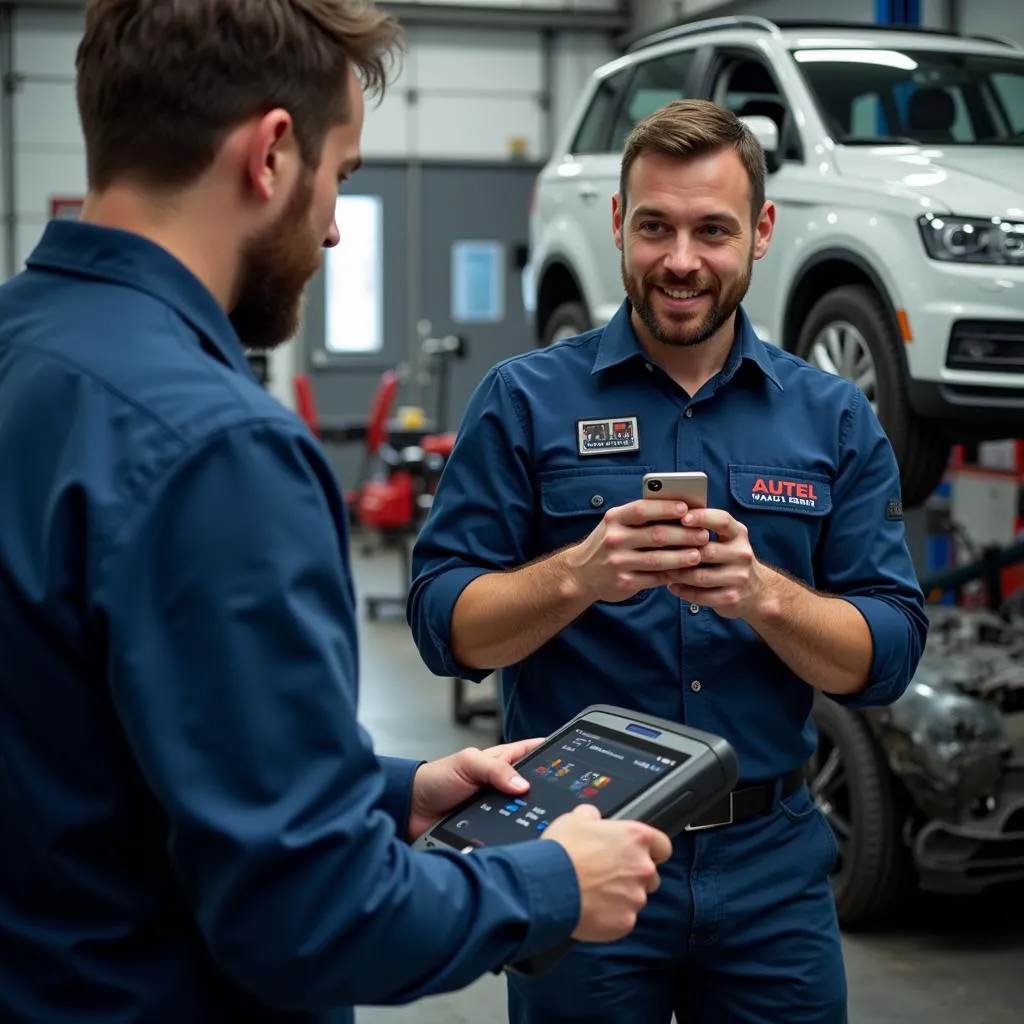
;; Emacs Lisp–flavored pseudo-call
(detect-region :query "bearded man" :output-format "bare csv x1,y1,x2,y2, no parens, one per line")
408,98,928,1024
0,3,678,1022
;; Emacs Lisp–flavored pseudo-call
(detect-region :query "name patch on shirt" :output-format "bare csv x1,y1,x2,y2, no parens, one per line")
728,466,833,516
576,416,639,456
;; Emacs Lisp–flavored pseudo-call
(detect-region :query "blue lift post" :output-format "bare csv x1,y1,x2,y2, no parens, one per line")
876,0,921,25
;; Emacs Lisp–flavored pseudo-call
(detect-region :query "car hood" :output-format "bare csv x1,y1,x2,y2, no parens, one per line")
832,145,1024,218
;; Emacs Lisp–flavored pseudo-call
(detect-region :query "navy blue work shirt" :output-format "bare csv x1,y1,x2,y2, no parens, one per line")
0,221,580,1024
409,300,929,780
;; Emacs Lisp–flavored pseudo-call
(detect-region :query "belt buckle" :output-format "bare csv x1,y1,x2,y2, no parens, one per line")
684,793,734,832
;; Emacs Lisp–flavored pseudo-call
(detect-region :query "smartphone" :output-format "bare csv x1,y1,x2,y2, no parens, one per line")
642,471,707,508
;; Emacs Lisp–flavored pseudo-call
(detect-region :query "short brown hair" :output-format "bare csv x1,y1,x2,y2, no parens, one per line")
619,99,767,225
76,0,404,192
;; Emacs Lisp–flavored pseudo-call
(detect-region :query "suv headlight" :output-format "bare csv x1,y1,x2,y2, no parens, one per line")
918,213,1024,265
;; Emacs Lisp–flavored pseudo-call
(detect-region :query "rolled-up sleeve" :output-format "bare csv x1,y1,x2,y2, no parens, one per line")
407,365,536,680
94,417,579,1012
376,756,422,837
819,388,929,707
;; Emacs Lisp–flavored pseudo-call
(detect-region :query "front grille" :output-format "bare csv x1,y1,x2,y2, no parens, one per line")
947,320,1024,373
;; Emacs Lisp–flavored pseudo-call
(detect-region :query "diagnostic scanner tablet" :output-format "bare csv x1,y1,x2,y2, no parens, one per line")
412,704,739,973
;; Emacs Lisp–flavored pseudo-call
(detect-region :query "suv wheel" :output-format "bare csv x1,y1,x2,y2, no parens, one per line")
795,285,950,507
541,301,590,348
808,696,915,929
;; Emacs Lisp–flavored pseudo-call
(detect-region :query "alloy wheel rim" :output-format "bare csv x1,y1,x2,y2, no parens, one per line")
809,320,878,413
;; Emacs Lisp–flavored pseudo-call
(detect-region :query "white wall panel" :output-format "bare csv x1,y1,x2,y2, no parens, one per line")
1,4,620,276
14,7,82,72
360,88,415,158
416,94,545,157
14,81,79,148
11,6,85,253
414,27,543,93
961,0,1024,46
15,149,85,220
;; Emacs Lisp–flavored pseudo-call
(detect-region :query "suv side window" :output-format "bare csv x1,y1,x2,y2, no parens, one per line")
609,49,697,151
711,53,802,161
572,67,632,154
991,72,1024,133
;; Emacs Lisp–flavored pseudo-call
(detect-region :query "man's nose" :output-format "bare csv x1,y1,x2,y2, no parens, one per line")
663,236,700,277
324,219,340,248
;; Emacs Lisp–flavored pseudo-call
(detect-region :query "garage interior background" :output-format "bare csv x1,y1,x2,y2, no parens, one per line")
1,0,1023,543
3,2,1024,1022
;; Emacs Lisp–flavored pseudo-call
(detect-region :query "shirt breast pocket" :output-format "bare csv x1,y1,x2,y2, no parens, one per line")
538,466,654,603
727,464,832,569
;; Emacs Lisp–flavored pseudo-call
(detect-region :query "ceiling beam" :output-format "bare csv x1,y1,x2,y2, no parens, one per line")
5,0,629,33
383,2,627,33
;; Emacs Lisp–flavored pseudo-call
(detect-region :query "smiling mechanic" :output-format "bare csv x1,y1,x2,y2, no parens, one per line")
407,99,929,1024
0,3,676,1022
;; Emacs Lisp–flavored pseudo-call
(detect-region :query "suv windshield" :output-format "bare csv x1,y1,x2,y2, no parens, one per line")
790,47,1024,146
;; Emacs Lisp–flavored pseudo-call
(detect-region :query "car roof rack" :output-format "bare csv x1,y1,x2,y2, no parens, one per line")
773,21,1024,48
768,19,965,38
625,15,780,53
967,33,1024,50
626,17,1024,54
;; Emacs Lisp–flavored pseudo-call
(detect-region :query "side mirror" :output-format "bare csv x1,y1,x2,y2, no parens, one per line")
741,114,781,173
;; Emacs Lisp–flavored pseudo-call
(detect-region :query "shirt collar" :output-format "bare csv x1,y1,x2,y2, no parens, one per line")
591,298,783,391
25,219,256,380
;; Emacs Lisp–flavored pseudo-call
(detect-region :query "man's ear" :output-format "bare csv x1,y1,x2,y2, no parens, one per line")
245,109,296,203
612,191,624,251
753,200,776,261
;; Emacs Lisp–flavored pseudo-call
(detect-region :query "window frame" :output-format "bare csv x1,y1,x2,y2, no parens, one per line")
607,46,704,154
697,44,806,166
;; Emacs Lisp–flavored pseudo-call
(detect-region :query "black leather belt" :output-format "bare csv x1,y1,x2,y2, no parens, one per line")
684,767,806,832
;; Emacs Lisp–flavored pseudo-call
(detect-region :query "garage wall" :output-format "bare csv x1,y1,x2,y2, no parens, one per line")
0,5,618,282
961,3,1024,46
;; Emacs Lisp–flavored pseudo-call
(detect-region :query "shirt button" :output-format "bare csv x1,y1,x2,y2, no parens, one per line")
684,408,693,418
645,362,653,372
590,494,604,508
689,603,700,614
690,679,702,693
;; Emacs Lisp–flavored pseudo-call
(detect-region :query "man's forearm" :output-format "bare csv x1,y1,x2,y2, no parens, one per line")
744,564,873,695
451,549,594,670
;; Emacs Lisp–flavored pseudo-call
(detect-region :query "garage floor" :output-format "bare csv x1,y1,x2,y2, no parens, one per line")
349,549,1024,1024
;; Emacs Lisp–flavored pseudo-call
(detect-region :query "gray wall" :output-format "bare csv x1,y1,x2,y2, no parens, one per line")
305,159,542,492
0,2,620,414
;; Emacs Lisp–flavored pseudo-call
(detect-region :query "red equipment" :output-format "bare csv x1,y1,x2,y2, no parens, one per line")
294,370,455,620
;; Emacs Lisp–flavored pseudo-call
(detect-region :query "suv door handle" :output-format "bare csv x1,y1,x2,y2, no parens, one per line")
577,183,599,202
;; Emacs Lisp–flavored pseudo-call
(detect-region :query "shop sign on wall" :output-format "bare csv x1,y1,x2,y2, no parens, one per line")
49,197,85,220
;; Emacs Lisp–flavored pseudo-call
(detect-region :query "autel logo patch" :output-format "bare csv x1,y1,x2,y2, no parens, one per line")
751,477,820,509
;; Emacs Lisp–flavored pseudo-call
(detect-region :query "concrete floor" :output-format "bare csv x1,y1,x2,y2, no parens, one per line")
348,549,1024,1024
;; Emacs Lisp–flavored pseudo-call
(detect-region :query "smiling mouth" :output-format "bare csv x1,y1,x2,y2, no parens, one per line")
659,286,705,300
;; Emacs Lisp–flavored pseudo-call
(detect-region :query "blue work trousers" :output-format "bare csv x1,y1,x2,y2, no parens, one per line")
507,782,847,1024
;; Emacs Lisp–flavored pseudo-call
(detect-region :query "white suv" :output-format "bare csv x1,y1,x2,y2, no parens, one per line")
525,17,1024,507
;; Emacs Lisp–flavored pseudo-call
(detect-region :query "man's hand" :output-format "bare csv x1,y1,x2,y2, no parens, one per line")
541,804,672,942
406,738,545,842
562,499,710,604
665,507,770,618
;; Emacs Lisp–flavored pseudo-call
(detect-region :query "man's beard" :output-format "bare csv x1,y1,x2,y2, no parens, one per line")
229,170,322,352
621,247,752,348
